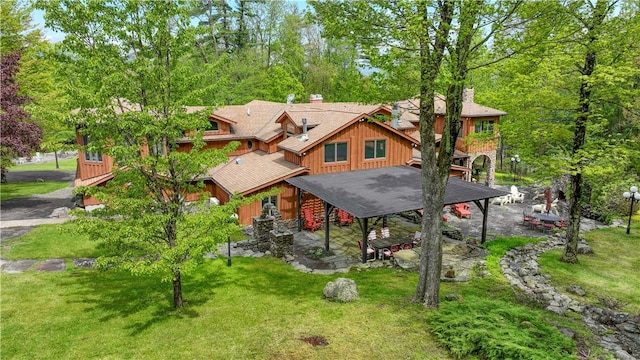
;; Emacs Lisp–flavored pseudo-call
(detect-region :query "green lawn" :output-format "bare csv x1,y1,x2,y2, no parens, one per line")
0,181,72,201
11,157,77,172
1,222,601,359
538,225,640,314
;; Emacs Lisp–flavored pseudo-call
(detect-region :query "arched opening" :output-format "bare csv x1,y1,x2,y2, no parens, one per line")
471,155,492,185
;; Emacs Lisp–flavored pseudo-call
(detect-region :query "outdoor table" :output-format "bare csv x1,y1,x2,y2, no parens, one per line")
535,213,562,223
369,235,414,259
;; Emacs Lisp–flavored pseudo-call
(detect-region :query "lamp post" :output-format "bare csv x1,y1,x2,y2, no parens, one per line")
510,155,520,182
623,186,640,235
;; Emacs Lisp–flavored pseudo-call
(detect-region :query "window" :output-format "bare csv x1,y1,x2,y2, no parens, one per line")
247,140,253,149
82,135,103,162
324,142,348,163
261,195,278,209
474,120,494,134
204,120,219,131
364,139,386,159
148,136,166,157
458,120,464,138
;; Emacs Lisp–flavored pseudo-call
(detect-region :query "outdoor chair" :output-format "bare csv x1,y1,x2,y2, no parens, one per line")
390,244,401,254
523,211,535,225
380,227,391,238
357,240,376,261
413,230,422,246
302,208,322,232
454,203,471,219
367,229,377,242
402,243,413,250
336,209,353,226
510,185,525,203
555,219,568,229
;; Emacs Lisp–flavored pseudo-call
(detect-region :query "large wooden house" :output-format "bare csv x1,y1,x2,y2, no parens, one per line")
74,90,506,225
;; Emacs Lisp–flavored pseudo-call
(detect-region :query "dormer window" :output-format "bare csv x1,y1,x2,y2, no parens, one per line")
204,120,219,131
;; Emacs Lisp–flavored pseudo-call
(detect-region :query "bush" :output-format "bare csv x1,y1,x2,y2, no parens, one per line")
426,298,575,359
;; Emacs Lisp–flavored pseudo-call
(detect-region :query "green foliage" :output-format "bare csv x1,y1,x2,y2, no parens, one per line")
0,180,70,201
426,298,575,359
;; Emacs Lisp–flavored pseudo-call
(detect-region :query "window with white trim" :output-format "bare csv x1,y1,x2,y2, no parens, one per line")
261,195,278,209
324,142,348,163
364,139,386,159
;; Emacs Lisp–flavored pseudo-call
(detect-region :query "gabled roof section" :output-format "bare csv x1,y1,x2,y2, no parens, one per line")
277,106,420,155
208,150,307,195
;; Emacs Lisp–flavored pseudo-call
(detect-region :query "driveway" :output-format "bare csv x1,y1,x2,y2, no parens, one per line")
0,170,75,241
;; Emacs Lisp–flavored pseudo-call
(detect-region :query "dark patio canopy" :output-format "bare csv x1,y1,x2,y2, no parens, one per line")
286,165,506,219
286,165,508,263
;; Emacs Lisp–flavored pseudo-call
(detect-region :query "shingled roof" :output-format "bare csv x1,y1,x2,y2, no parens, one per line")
208,150,307,195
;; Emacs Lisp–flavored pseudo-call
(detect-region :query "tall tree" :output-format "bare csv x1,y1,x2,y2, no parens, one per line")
562,0,621,263
0,51,43,183
313,0,527,307
37,0,247,308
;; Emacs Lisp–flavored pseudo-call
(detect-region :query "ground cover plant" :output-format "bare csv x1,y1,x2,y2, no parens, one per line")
0,180,70,200
538,225,640,314
1,223,612,359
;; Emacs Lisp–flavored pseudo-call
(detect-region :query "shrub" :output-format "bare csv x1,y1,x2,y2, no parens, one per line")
426,298,575,359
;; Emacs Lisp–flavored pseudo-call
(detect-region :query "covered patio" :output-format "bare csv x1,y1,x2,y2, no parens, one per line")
286,165,508,263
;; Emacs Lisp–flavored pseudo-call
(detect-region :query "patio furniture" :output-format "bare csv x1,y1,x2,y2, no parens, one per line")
510,185,525,203
389,244,401,254
402,243,413,250
380,227,391,238
542,222,555,233
336,209,354,226
302,208,322,232
454,203,471,219
413,230,422,245
491,195,511,206
523,211,535,225
358,240,376,261
555,219,568,229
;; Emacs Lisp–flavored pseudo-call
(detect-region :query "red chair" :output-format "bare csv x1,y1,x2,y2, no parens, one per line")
336,209,353,226
390,244,401,254
302,208,322,232
358,240,376,261
402,243,413,250
454,203,471,219
380,248,393,260
542,222,555,233
555,219,568,229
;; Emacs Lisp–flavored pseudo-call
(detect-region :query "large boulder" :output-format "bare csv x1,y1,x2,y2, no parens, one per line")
393,249,420,272
323,278,359,302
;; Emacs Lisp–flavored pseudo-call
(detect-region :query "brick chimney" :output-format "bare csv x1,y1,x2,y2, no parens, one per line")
309,94,323,104
462,88,474,103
